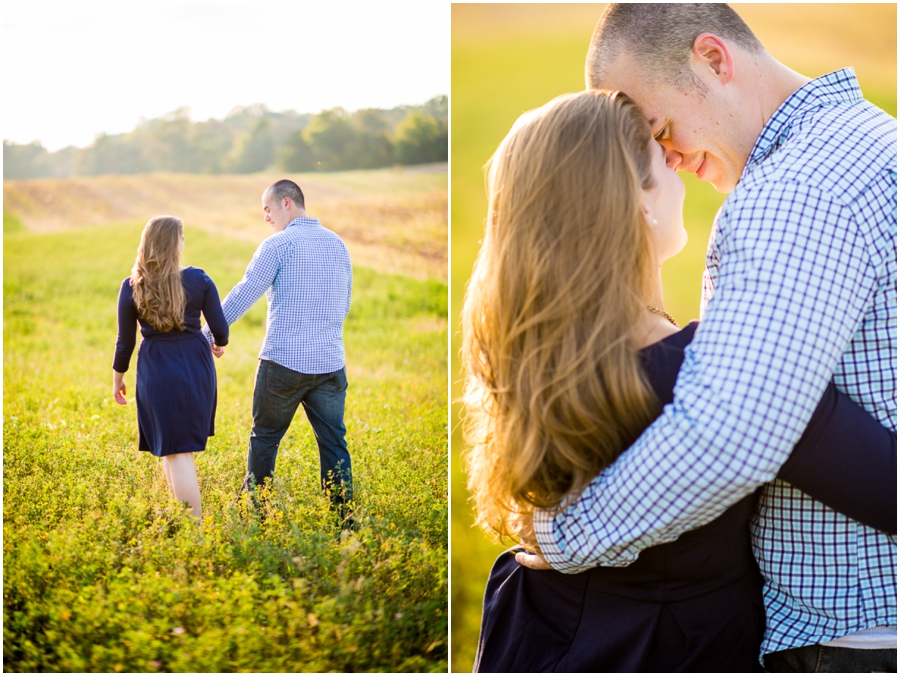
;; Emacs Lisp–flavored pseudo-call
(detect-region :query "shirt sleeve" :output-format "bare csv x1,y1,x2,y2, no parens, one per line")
346,257,353,318
534,182,878,572
201,238,280,345
112,279,138,373
201,273,230,347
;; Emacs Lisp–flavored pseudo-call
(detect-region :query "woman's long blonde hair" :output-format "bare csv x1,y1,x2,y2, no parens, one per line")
130,216,186,332
461,90,661,541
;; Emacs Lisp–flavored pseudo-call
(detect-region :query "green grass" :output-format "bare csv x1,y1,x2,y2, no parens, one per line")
450,5,896,672
4,221,448,672
4,210,26,234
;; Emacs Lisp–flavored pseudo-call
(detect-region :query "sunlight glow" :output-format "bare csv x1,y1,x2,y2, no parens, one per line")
3,2,449,151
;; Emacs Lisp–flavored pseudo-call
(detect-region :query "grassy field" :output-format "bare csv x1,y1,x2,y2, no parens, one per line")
3,164,447,281
4,168,448,671
450,4,897,671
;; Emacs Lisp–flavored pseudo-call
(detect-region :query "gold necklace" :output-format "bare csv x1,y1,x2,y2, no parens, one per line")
647,305,679,328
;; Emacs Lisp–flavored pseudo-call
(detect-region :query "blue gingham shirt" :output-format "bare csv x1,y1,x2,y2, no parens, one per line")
534,69,897,656
203,217,352,374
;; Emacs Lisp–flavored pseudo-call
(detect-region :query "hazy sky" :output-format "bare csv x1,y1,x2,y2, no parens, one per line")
3,2,449,151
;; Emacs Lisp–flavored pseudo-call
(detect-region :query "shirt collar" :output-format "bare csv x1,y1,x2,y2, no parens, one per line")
741,68,863,179
285,216,320,230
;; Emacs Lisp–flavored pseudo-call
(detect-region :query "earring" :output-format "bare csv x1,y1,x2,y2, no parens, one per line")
651,218,658,225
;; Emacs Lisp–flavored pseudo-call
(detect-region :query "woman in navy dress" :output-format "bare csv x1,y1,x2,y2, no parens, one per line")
113,216,229,522
460,91,896,671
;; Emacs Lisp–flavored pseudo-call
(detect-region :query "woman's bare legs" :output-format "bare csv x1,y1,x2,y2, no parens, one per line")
162,455,173,488
162,452,202,521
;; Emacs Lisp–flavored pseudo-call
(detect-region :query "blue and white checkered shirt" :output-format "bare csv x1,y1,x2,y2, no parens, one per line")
534,69,896,657
203,217,352,374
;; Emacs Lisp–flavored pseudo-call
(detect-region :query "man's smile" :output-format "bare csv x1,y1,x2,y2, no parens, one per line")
694,154,708,180
679,153,707,178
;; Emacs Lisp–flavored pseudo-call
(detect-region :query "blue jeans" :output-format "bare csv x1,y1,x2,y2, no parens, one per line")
764,644,896,672
242,360,352,507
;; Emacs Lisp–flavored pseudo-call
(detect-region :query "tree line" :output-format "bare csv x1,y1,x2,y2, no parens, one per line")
4,96,447,180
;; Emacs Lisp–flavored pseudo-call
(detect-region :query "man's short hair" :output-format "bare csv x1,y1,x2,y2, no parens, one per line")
586,3,764,92
268,179,306,210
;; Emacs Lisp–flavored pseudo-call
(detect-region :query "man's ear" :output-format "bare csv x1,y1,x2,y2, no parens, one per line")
283,197,293,211
692,33,734,84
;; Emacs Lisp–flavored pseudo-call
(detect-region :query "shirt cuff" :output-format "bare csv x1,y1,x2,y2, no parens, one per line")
201,326,215,346
533,508,592,574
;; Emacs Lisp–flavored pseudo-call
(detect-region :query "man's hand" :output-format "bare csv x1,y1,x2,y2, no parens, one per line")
515,550,553,570
512,511,553,570
211,344,225,359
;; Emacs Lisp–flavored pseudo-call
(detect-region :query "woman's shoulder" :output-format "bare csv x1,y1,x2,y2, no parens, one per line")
641,320,700,354
667,320,699,347
639,321,700,403
182,266,214,284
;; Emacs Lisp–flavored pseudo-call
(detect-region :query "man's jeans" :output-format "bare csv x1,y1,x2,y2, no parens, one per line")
242,360,352,508
764,644,897,672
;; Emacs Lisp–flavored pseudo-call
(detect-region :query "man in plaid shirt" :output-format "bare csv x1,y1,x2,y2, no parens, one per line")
204,179,353,523
528,5,896,671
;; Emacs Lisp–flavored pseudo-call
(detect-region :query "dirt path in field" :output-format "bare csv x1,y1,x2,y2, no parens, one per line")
4,166,448,280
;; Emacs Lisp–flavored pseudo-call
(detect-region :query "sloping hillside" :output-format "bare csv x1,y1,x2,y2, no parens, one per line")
4,164,447,280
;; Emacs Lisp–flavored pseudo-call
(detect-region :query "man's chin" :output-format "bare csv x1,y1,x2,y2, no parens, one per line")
705,168,738,194
711,177,738,194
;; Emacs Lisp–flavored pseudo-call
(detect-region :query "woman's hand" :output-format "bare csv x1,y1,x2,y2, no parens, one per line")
211,344,225,359
113,371,127,405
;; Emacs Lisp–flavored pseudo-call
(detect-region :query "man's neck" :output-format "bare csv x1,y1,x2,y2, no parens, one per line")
285,211,309,225
747,53,811,140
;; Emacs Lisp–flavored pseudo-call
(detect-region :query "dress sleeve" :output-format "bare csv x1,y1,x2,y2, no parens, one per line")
113,279,138,373
202,274,230,347
777,381,896,534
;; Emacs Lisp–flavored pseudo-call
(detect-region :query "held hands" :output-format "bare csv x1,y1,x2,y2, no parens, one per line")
113,371,127,405
513,511,554,571
211,344,225,359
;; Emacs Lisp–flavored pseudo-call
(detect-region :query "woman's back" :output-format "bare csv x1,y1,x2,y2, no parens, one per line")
122,267,220,338
474,323,765,672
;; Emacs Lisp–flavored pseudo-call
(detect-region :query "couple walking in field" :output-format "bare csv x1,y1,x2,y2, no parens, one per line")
112,179,354,527
463,4,896,672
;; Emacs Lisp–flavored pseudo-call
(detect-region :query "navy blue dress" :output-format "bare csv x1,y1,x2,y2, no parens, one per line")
114,267,229,457
474,322,896,672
